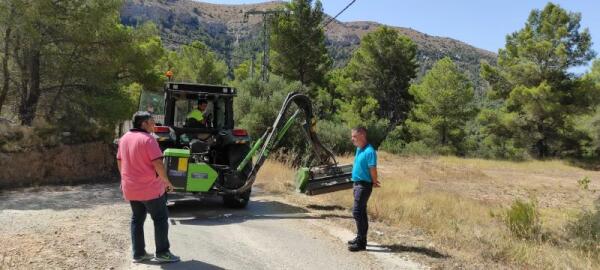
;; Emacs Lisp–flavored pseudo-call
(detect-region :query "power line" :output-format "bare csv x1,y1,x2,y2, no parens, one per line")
322,0,357,28
277,0,358,77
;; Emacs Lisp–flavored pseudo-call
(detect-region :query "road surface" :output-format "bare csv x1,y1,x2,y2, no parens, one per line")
0,184,424,270
128,191,424,270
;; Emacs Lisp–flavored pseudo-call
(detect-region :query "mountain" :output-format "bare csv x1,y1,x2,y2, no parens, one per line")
120,0,497,95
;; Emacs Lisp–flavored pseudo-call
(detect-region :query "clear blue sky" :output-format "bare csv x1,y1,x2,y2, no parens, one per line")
201,0,599,68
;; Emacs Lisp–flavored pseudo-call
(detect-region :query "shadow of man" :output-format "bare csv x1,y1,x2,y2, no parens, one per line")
367,244,449,259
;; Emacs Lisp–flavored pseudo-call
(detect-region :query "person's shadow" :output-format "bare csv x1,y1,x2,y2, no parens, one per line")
136,259,224,269
367,244,449,259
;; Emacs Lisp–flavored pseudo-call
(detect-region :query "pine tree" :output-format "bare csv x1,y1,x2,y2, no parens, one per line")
341,26,418,128
269,0,331,88
406,57,477,154
481,3,598,158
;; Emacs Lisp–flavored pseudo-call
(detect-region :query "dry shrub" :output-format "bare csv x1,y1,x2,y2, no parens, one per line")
568,201,600,253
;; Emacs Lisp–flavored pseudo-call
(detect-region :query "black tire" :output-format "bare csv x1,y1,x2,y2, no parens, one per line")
222,144,252,208
223,188,251,208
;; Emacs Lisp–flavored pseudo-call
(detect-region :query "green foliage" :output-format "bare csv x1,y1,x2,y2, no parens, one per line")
343,26,418,127
403,141,435,156
405,57,477,155
337,95,389,148
269,0,331,87
379,126,407,154
574,60,600,158
233,58,260,81
234,75,318,164
315,120,354,154
0,0,166,144
328,67,387,147
480,3,598,158
577,176,591,191
164,41,228,84
504,199,542,240
234,76,302,137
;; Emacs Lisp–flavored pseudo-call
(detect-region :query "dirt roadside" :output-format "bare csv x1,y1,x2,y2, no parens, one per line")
0,184,129,270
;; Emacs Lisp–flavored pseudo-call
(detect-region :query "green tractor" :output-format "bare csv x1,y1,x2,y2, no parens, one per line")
149,82,353,208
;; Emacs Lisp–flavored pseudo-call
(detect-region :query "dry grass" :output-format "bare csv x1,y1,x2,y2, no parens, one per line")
254,152,600,269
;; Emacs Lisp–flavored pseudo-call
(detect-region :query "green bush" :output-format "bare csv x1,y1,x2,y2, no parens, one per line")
316,120,354,154
401,141,434,156
379,138,405,155
504,199,541,240
476,135,531,161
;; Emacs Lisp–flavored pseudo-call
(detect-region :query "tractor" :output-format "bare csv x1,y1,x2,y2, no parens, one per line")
147,82,353,208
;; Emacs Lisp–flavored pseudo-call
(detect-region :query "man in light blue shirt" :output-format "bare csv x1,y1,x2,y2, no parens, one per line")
348,126,379,252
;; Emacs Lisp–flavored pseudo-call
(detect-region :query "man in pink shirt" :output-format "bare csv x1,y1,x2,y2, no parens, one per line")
117,111,180,263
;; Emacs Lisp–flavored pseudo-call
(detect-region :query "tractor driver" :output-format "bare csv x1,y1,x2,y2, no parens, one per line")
186,98,210,128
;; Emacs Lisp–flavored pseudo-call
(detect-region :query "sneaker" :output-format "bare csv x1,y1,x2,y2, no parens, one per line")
155,251,181,263
348,242,367,252
133,252,154,263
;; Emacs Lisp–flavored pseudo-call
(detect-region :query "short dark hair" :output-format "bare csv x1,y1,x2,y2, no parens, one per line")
198,99,208,105
132,111,153,129
351,126,367,135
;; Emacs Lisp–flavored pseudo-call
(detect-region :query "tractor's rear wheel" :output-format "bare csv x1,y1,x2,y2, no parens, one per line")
222,144,252,208
222,188,251,208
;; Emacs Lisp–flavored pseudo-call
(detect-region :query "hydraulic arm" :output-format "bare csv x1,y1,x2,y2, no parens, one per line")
218,92,353,196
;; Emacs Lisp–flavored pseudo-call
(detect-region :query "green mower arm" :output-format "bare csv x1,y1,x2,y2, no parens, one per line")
216,92,350,195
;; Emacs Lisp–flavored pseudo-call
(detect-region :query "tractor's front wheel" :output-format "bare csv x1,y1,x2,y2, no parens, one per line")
222,188,251,208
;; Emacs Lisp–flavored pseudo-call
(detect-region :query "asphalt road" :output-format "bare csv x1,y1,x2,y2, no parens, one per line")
128,192,424,270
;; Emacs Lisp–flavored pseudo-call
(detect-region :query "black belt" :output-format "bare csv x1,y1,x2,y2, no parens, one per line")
353,181,372,187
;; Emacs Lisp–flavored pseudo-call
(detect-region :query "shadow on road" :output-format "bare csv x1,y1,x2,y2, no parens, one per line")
305,204,346,211
169,197,352,226
135,259,224,270
367,244,449,259
0,183,122,211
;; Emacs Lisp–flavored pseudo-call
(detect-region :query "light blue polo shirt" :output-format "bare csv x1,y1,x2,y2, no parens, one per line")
352,144,377,182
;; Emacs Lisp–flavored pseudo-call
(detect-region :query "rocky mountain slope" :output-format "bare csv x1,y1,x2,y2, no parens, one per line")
120,0,497,94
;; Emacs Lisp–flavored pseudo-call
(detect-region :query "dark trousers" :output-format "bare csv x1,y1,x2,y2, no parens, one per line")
130,193,170,257
352,181,373,242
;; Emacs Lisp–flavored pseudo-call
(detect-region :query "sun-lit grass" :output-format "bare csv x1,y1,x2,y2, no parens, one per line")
254,160,297,193
255,153,600,269
439,155,583,173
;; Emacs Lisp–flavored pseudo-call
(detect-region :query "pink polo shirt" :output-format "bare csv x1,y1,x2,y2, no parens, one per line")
116,130,165,201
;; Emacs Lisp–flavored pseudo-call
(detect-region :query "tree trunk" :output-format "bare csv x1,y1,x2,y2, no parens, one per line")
0,24,12,114
18,46,41,125
0,6,15,115
441,122,447,146
535,122,548,158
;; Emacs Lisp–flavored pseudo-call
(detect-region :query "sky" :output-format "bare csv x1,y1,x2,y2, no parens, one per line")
201,0,600,69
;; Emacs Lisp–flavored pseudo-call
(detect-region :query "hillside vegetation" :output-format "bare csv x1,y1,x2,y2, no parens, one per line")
119,0,496,95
